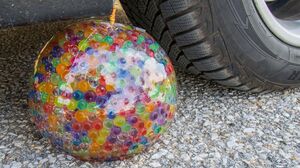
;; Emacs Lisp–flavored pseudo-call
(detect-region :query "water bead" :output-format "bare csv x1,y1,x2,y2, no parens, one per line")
93,34,103,42
77,100,88,110
84,90,97,102
73,90,84,100
75,111,87,122
77,80,90,92
95,85,106,96
29,21,176,161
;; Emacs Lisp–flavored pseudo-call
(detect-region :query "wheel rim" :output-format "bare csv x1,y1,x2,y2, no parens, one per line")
254,0,300,47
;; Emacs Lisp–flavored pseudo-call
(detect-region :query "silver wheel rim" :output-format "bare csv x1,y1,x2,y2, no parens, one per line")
254,0,300,47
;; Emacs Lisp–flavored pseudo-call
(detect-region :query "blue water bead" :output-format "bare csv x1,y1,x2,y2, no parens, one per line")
34,73,44,83
96,96,107,108
119,58,126,64
140,136,148,145
73,139,81,146
107,135,117,143
64,123,72,132
117,69,129,78
51,46,63,58
107,110,116,119
86,47,94,55
73,90,84,100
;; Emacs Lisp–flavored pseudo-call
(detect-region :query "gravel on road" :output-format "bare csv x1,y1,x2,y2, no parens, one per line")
1,5,300,168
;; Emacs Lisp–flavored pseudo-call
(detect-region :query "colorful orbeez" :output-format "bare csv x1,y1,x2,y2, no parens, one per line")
28,20,177,161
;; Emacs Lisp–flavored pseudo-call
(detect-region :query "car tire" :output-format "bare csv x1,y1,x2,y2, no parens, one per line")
120,0,300,92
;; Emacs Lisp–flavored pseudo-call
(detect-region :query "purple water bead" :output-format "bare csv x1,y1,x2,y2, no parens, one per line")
84,90,97,102
111,126,121,135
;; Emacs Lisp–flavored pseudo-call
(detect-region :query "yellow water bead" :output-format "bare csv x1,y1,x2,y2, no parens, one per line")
113,116,126,127
60,53,72,66
74,110,87,122
67,99,77,111
76,80,90,92
170,105,176,113
48,115,58,126
56,64,68,78
145,103,155,113
99,42,110,50
44,82,54,94
88,130,99,141
105,84,115,92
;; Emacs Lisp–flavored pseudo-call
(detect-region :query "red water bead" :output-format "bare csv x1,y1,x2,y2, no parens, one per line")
121,146,129,153
168,112,174,119
136,121,145,129
166,63,174,76
104,142,113,151
110,43,117,52
92,120,103,130
146,49,154,57
63,42,78,54
95,85,106,96
127,109,136,115
83,121,92,130
130,34,138,42
114,38,124,46
65,112,73,121
119,110,126,116
43,103,54,114
133,30,141,36
72,122,81,131
70,56,76,64
61,91,72,99
98,75,106,85
111,72,117,79
138,128,147,136
89,40,100,49
141,93,151,103
124,98,129,105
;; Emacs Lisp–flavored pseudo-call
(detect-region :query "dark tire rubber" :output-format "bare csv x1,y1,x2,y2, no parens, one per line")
120,0,300,92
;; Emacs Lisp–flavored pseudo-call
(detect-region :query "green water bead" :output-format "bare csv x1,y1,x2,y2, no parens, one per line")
87,102,97,112
77,100,88,110
78,38,89,51
160,126,167,134
50,73,61,85
40,92,48,103
149,85,160,99
129,66,141,78
51,58,60,67
118,79,126,88
104,36,114,45
104,120,113,128
31,110,38,116
137,35,145,44
149,42,160,52
93,34,103,42
121,124,131,132
136,103,145,114
140,112,150,121
81,136,90,143
122,41,133,49
154,126,161,134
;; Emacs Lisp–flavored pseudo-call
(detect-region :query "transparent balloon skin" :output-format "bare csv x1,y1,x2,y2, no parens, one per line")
28,20,177,161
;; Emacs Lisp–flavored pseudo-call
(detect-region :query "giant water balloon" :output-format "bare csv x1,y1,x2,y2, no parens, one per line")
28,21,176,161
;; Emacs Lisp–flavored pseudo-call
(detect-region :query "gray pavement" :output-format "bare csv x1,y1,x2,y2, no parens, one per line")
1,6,300,168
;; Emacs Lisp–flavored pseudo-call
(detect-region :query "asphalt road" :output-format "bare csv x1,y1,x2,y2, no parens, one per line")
1,5,300,168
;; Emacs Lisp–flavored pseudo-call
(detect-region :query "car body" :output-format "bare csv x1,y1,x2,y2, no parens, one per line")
0,0,113,28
